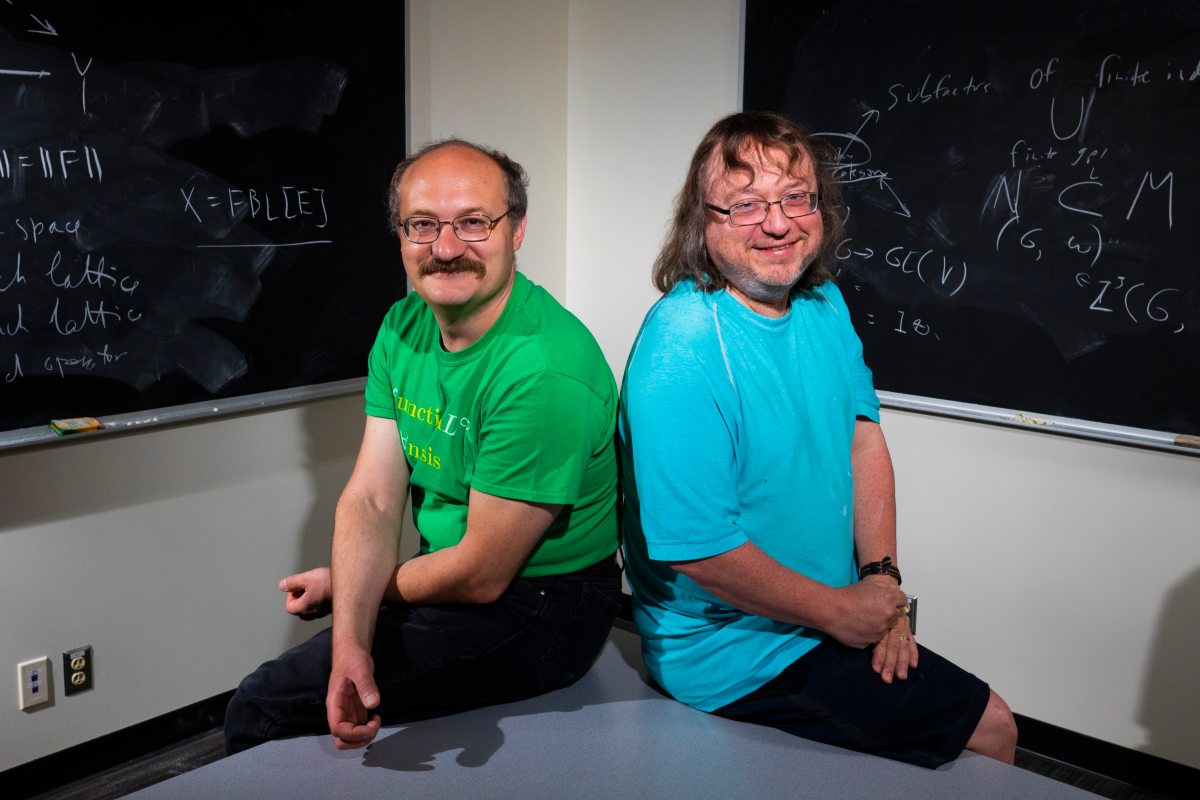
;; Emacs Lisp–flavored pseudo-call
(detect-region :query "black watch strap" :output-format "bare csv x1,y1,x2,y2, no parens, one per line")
858,555,902,584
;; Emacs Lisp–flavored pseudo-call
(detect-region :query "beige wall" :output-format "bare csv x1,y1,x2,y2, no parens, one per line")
407,0,569,299
3,0,1198,773
0,396,362,769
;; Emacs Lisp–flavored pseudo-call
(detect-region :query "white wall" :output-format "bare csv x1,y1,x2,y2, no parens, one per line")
407,0,569,299
564,1,743,377
0,396,362,769
3,0,1198,774
887,410,1200,768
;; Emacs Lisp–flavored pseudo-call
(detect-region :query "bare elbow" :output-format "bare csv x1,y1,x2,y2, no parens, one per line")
451,557,513,604
335,486,401,529
460,576,509,604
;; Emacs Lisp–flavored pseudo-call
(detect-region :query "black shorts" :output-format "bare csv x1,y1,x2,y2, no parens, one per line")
711,639,990,769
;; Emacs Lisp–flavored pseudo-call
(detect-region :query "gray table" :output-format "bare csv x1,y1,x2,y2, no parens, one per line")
129,627,1099,799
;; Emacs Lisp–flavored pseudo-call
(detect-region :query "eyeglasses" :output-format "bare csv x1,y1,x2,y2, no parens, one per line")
400,209,512,243
704,192,819,226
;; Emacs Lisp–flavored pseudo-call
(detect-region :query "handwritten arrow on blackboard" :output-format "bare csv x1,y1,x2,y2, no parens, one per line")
853,108,880,140
857,110,913,219
0,68,51,78
880,179,912,219
820,110,912,219
28,15,58,36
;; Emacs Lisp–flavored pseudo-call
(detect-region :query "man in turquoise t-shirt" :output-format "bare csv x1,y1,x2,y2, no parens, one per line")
226,140,620,754
620,112,1018,769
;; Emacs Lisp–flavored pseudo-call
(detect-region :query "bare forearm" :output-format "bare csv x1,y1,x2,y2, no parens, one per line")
675,542,844,631
383,491,559,607
389,496,559,605
387,547,498,605
330,494,403,650
676,540,908,649
851,420,899,571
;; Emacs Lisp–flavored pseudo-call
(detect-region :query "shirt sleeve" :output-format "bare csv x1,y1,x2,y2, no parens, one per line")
621,303,749,563
470,371,610,505
363,313,398,419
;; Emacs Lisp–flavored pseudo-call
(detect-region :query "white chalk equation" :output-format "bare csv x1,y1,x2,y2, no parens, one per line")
0,145,103,183
1074,273,1183,331
819,48,1188,335
835,239,968,298
864,307,942,341
179,178,334,249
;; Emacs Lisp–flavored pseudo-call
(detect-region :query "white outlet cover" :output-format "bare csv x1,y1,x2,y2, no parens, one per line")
18,657,52,710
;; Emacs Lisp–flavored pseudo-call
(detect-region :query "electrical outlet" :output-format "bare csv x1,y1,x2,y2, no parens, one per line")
18,657,52,710
63,645,93,696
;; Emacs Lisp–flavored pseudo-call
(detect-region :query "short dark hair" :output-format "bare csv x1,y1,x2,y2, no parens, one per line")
652,111,844,295
387,138,529,236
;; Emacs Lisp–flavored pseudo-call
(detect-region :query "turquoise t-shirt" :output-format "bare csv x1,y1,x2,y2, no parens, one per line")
365,272,619,576
619,279,880,711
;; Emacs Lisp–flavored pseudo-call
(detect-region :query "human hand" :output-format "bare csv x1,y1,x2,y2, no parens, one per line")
870,597,919,683
279,567,332,620
825,579,909,649
326,645,382,749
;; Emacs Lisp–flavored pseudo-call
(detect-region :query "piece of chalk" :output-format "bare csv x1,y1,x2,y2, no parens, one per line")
50,417,103,436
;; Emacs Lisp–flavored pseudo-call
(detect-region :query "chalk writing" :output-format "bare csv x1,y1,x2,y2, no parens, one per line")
1,304,28,337
12,216,81,244
180,181,330,228
835,238,968,297
1096,54,1151,88
5,353,23,383
885,73,991,111
811,29,1195,363
858,307,942,342
819,111,913,218
45,252,140,295
0,145,103,183
0,14,364,410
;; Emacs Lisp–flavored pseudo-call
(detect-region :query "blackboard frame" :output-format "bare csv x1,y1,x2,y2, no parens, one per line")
741,0,1200,457
0,377,362,451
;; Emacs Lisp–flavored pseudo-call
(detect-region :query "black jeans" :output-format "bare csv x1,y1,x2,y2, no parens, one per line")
224,561,621,754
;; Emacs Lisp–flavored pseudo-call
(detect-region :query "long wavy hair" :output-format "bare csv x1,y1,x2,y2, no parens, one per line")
652,111,844,295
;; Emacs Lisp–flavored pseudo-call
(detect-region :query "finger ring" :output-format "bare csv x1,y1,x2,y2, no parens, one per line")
898,635,910,641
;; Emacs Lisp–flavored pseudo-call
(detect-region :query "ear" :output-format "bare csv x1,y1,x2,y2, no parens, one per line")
510,215,527,253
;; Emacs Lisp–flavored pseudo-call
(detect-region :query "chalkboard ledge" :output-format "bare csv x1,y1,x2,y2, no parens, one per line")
879,392,1200,457
0,379,365,452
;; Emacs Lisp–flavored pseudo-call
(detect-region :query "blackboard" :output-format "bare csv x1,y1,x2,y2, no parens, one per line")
0,3,406,443
744,1,1200,448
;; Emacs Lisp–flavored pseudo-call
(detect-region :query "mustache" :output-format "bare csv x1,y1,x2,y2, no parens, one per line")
418,256,487,278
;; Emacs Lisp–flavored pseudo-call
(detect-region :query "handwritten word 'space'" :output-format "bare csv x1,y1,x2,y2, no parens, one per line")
181,185,330,227
12,216,82,244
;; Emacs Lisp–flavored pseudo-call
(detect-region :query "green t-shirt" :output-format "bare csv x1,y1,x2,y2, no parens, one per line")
364,272,618,576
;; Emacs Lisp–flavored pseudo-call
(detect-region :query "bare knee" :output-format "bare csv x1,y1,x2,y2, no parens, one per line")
966,690,1018,764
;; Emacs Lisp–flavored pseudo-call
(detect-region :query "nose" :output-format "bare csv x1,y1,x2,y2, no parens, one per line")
430,222,469,261
760,200,791,236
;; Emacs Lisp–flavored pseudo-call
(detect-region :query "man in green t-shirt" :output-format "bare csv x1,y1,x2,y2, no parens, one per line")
225,140,621,754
